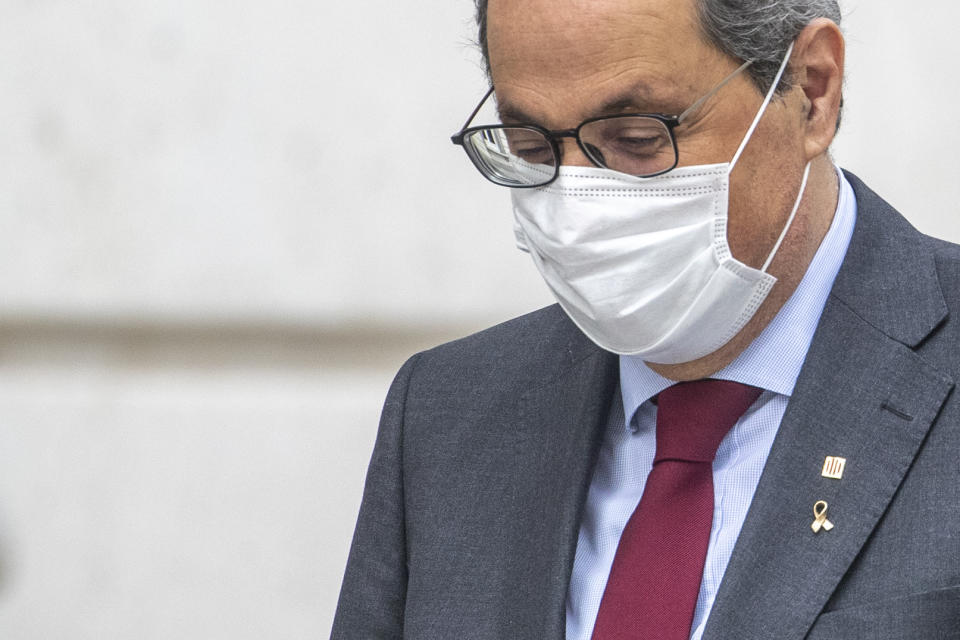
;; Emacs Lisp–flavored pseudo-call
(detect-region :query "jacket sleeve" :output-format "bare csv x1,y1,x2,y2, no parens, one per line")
330,354,420,639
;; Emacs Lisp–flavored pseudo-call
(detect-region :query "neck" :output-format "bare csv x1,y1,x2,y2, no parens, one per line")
646,155,840,382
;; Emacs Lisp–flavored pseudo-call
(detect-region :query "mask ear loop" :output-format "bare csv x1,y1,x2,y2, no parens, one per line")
723,41,804,273
729,41,795,172
761,160,811,272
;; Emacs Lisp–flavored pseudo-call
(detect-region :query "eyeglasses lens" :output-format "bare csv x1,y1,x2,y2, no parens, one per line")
462,117,676,186
463,127,557,187
578,117,676,177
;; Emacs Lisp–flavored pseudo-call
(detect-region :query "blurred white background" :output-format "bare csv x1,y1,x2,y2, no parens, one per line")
0,1,956,637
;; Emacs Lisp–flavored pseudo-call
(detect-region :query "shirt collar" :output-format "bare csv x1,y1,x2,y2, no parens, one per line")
619,166,858,432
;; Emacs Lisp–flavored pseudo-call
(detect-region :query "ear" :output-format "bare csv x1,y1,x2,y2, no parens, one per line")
791,18,845,160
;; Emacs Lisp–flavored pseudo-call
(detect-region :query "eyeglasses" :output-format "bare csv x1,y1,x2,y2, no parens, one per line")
450,60,753,188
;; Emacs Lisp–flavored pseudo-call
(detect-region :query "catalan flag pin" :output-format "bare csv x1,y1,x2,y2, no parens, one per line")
822,456,847,480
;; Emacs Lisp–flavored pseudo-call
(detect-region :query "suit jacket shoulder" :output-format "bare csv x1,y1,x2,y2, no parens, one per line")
332,303,618,639
409,303,599,398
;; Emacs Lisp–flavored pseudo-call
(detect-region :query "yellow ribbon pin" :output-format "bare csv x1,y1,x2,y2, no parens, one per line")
811,500,834,533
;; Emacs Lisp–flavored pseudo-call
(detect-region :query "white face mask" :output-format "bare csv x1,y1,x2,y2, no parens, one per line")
511,44,810,364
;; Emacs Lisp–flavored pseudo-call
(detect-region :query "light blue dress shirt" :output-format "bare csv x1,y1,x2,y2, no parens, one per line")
565,168,858,640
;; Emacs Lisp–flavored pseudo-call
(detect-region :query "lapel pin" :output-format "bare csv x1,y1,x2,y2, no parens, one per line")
811,501,834,533
821,456,847,480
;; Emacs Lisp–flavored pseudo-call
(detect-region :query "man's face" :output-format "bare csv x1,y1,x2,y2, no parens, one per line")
486,0,810,271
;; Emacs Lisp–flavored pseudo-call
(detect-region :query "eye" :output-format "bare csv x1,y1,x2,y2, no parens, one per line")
580,117,676,175
607,128,670,157
504,129,554,164
513,143,553,163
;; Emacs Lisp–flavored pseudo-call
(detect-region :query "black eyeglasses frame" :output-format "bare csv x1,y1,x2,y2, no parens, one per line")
449,59,753,188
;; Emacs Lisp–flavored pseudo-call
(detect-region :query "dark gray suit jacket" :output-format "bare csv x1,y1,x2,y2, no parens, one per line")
331,173,960,639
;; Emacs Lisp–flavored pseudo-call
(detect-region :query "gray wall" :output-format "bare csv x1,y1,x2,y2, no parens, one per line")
0,1,955,637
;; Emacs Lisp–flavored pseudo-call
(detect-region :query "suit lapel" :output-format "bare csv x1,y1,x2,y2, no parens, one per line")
703,173,955,640
491,334,618,638
702,300,952,640
524,350,618,638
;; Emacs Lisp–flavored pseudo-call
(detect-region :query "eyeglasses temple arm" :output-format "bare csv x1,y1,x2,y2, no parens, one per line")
677,59,753,124
457,87,496,132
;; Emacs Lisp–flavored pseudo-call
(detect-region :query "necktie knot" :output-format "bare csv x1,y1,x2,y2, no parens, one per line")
654,379,762,463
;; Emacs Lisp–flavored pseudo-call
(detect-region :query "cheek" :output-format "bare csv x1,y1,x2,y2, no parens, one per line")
725,126,807,267
674,120,747,168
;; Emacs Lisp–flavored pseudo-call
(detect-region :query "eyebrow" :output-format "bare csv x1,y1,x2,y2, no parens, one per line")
497,80,672,127
497,104,539,125
595,80,666,114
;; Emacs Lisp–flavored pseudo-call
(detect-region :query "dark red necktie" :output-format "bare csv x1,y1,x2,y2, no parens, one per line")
591,379,762,640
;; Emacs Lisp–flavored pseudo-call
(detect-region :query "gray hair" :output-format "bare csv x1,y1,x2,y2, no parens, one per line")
474,0,842,96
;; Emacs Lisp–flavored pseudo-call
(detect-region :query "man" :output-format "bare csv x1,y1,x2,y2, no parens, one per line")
332,0,960,638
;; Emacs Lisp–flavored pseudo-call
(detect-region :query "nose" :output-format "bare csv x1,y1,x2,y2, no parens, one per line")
582,142,606,166
556,136,597,169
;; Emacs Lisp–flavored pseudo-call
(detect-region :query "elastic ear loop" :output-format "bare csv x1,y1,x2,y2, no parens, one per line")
729,41,796,172
761,160,811,272
722,40,804,273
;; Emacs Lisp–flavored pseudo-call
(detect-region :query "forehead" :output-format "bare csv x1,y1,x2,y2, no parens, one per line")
486,0,721,124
